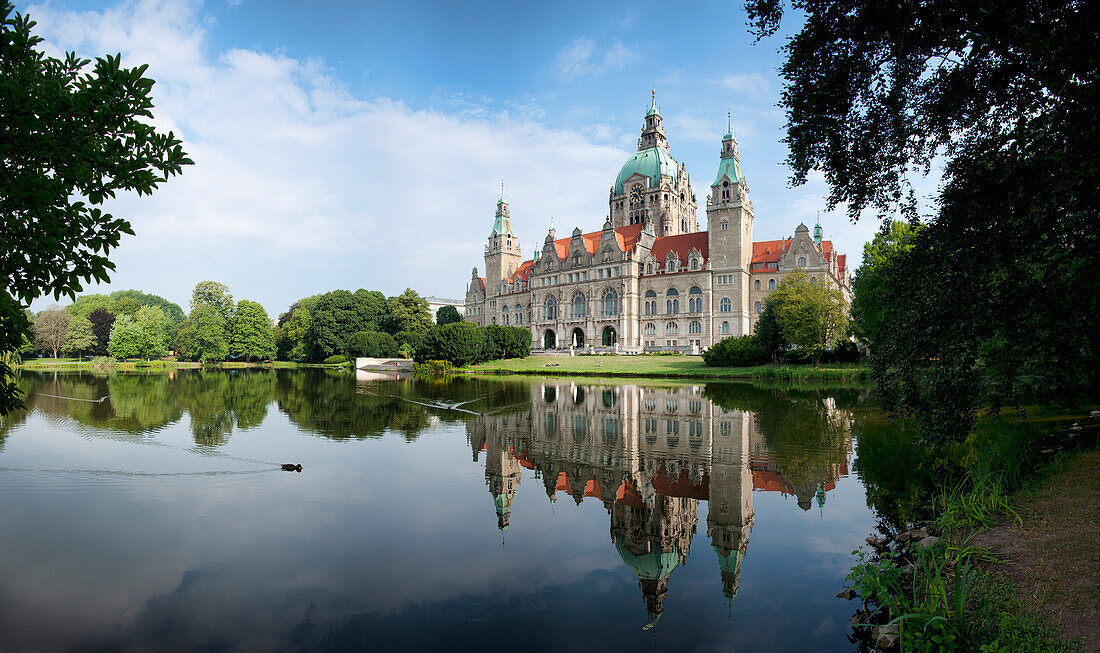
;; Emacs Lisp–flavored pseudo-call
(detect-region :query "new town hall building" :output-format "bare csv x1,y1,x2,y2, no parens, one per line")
465,94,852,352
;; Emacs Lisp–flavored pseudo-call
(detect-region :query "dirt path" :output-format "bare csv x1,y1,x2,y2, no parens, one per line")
974,449,1100,651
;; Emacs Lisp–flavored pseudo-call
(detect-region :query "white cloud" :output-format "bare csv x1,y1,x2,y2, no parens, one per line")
553,38,633,79
720,73,772,99
24,0,629,316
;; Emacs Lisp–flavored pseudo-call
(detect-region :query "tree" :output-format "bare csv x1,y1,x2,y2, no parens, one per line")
174,303,228,360
279,304,314,362
0,3,190,413
64,314,96,357
353,289,387,332
88,308,115,356
308,290,372,360
416,323,488,367
229,300,276,362
850,221,919,350
32,308,70,359
134,305,169,359
109,289,184,324
349,331,399,358
748,0,1100,441
68,294,115,319
754,299,788,362
436,305,463,325
108,315,143,359
174,305,229,363
190,281,235,321
384,289,432,336
767,271,848,361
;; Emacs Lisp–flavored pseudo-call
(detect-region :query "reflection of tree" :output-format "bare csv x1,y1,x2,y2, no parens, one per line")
19,372,182,435
275,371,530,441
0,376,33,450
172,370,275,447
706,383,853,511
850,412,941,529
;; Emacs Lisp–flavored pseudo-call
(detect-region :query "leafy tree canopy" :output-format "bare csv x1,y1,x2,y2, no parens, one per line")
174,304,229,363
88,308,115,357
436,305,463,326
384,289,432,336
746,0,1100,440
229,300,275,362
109,289,184,324
767,271,848,358
133,305,169,359
190,281,234,321
64,313,96,356
107,315,143,359
0,3,189,413
32,308,70,359
850,221,918,350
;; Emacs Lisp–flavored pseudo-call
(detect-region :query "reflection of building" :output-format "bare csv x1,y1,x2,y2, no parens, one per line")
465,382,852,623
465,93,852,352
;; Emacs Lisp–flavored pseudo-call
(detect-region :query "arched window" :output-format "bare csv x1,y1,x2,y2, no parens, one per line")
646,263,653,274
754,301,762,313
515,304,523,324
644,290,657,315
720,297,731,312
666,288,679,314
721,321,730,334
601,288,618,316
544,296,557,320
666,322,679,335
690,258,698,270
798,256,806,267
768,278,776,290
502,306,509,325
689,320,701,334
688,286,702,313
754,279,761,290
645,323,656,335
491,317,497,324
571,293,586,318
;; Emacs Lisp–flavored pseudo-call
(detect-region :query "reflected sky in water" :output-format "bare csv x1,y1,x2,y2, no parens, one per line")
0,370,881,651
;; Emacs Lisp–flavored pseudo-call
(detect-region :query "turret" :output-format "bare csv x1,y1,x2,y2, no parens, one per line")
485,188,523,290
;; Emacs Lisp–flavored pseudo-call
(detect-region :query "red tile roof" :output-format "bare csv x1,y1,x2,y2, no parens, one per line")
650,231,709,267
508,260,534,284
548,223,646,260
651,464,709,499
615,480,644,509
477,277,486,291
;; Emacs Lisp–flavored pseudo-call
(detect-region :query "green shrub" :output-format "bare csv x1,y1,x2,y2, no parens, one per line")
653,349,685,356
412,359,457,375
703,335,769,367
782,348,820,365
348,330,399,358
90,356,116,369
323,354,348,364
484,325,531,360
416,322,487,366
826,340,861,363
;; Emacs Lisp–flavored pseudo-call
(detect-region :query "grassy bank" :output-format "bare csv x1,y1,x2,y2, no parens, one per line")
846,412,1099,651
465,354,870,381
16,358,330,371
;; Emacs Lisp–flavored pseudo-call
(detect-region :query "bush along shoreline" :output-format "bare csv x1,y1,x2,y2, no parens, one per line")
838,412,1100,651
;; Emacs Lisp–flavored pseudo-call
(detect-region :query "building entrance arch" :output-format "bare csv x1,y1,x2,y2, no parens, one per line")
544,329,556,350
571,328,585,348
602,326,617,347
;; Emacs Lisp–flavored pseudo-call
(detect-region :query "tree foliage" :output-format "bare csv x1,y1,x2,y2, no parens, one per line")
703,335,769,367
349,330,399,358
190,281,234,321
32,308,69,359
107,315,143,359
384,289,433,336
749,0,1100,441
0,3,189,413
133,305,169,358
767,271,848,359
87,308,115,356
64,313,96,356
435,305,463,325
850,221,919,350
229,300,275,362
174,304,229,363
110,289,184,324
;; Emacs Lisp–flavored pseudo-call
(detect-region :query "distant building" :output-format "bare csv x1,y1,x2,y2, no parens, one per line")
424,296,465,322
465,92,852,352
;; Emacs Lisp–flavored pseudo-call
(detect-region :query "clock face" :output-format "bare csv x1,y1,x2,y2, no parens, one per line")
629,184,644,203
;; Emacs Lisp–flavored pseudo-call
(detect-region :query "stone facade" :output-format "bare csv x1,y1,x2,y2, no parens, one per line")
465,96,853,352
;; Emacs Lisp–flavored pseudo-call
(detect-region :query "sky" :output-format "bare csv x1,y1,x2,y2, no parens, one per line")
22,0,931,317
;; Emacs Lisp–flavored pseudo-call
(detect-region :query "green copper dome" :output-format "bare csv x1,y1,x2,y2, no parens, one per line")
615,536,682,580
614,147,680,195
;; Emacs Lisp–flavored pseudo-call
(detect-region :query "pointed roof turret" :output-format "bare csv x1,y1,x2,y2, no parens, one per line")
646,88,660,117
491,188,514,236
713,114,743,187
814,213,823,248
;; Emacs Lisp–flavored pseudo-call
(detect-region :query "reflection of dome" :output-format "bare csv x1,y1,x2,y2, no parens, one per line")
615,536,683,580
614,147,680,195
493,493,512,531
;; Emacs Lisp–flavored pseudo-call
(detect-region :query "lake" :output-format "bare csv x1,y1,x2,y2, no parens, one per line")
0,369,906,651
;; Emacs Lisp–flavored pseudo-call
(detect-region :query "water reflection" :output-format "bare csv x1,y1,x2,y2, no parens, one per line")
465,380,853,626
0,370,873,650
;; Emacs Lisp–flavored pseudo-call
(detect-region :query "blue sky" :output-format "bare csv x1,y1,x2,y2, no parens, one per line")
24,0,915,316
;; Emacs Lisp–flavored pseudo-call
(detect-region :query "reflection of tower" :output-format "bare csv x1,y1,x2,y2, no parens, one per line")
484,418,524,531
708,409,754,603
611,492,698,623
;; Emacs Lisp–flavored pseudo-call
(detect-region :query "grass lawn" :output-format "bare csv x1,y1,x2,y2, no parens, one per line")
466,354,870,381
